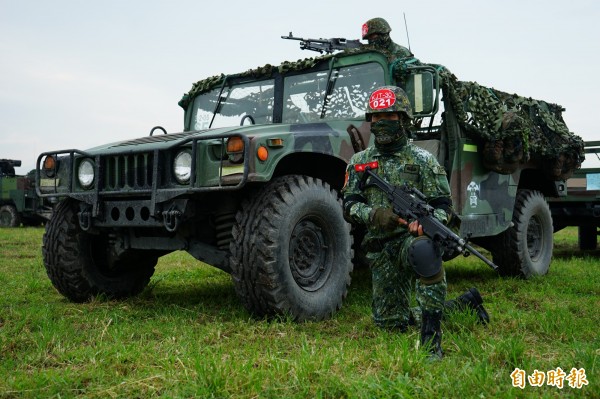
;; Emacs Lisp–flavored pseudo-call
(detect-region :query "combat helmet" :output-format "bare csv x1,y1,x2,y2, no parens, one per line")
362,17,392,39
365,86,413,121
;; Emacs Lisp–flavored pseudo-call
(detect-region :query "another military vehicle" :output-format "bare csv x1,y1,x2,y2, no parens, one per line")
548,141,600,250
36,45,584,320
0,159,52,227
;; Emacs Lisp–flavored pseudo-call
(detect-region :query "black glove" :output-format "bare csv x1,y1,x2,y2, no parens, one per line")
370,207,399,232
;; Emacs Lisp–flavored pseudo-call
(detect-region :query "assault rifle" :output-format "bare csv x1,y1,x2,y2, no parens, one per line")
357,163,499,272
281,32,362,54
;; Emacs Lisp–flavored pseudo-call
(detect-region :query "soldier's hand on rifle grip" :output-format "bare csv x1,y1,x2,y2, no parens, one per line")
407,219,424,236
397,217,424,236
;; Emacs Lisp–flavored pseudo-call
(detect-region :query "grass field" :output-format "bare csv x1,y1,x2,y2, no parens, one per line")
0,227,597,398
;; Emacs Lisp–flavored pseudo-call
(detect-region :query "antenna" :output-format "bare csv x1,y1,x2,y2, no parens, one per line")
403,12,412,51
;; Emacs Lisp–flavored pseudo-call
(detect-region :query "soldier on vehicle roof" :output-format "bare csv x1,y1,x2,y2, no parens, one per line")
362,17,413,60
342,86,489,360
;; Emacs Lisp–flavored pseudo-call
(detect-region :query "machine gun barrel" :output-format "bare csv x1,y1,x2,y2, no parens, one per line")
0,159,22,167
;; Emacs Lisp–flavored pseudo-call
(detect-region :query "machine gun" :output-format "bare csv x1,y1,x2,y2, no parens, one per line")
0,159,21,176
281,32,362,54
357,163,499,272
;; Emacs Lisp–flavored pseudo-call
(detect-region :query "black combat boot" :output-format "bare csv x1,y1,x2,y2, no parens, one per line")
444,287,490,324
421,310,443,360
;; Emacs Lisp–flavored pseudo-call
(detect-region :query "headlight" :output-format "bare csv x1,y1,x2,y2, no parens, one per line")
78,159,95,189
173,150,192,184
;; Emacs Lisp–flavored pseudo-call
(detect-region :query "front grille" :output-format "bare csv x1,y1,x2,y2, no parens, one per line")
103,153,154,190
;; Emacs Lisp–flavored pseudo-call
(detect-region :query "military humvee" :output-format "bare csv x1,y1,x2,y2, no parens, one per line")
548,141,600,250
0,159,52,227
36,47,583,321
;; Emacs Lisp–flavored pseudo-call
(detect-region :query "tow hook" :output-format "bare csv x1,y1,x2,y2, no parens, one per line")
78,208,92,231
162,208,182,232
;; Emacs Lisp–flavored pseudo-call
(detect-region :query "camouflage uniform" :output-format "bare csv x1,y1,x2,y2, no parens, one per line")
362,17,413,60
343,86,451,361
343,141,450,329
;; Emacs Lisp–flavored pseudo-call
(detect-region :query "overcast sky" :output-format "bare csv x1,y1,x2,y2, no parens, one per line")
1,0,599,172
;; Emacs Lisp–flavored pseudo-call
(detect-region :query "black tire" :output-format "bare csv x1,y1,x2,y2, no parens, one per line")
492,190,553,278
230,175,353,321
578,225,598,250
43,199,157,302
0,204,21,227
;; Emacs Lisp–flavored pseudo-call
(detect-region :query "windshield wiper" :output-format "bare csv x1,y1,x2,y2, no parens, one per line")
209,77,229,129
319,57,338,119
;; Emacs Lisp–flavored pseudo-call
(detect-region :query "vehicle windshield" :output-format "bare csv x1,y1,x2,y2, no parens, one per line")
190,80,275,130
283,63,384,123
188,61,385,130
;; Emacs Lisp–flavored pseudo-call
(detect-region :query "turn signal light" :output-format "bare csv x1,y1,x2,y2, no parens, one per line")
43,155,57,177
257,146,268,162
267,138,284,148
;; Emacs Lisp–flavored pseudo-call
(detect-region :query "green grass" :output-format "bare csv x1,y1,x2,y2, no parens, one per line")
0,227,597,398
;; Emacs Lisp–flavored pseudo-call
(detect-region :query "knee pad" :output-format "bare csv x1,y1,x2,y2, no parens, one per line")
408,236,442,279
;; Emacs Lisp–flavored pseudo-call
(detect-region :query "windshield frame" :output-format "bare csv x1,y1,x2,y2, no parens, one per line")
183,52,391,131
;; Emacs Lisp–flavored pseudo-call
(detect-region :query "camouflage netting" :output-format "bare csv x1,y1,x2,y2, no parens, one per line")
177,49,584,180
178,57,329,109
439,69,585,180
178,74,224,109
178,47,389,109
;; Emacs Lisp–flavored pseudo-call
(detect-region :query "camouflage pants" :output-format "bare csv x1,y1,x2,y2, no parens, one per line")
368,234,447,329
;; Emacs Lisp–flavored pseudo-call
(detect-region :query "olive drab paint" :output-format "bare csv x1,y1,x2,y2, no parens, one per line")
0,159,51,227
35,41,585,319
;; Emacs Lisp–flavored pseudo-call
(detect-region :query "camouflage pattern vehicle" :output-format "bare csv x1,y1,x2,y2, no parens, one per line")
1,159,52,227
36,46,584,320
548,141,600,250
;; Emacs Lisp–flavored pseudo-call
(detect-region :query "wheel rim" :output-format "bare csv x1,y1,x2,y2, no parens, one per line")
527,215,544,261
289,217,331,291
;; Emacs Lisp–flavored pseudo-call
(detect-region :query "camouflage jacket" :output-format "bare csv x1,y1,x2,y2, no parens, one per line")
343,143,451,246
387,41,413,60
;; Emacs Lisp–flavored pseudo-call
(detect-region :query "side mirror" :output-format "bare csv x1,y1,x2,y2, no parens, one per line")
404,71,436,116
